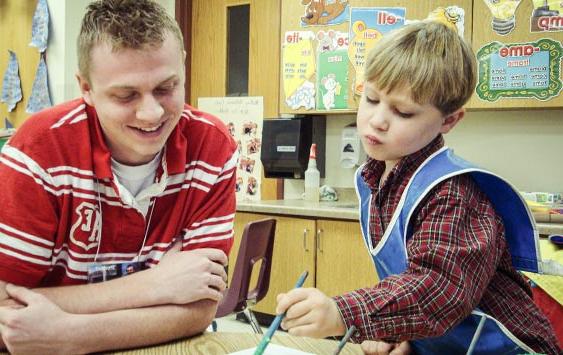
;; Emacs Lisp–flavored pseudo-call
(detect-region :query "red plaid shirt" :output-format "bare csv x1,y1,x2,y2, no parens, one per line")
334,136,560,354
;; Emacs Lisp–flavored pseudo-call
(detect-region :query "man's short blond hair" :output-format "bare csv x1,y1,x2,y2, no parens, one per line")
364,21,476,115
77,0,184,81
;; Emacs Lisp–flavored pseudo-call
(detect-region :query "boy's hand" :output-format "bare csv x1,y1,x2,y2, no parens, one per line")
276,287,346,338
361,340,411,355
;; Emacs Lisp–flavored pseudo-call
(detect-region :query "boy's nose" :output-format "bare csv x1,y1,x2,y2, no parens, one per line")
369,107,389,131
136,95,164,122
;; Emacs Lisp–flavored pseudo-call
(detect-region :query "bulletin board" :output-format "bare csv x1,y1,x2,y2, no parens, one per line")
470,0,563,109
0,0,42,128
279,0,473,115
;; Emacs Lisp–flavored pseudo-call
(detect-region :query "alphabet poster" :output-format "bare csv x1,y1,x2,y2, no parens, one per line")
197,97,264,201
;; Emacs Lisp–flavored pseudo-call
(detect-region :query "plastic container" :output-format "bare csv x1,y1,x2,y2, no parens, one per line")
304,143,320,202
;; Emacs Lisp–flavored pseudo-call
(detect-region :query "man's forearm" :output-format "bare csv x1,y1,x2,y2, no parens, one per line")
63,299,217,354
0,267,167,314
29,267,168,314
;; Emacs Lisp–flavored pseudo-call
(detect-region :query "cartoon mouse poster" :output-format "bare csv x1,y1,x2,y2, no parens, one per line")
316,30,349,110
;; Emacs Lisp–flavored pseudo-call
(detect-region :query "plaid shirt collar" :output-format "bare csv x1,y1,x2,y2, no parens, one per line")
361,134,445,191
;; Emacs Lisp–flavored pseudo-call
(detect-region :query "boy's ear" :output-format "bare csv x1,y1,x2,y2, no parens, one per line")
76,72,94,106
440,108,465,134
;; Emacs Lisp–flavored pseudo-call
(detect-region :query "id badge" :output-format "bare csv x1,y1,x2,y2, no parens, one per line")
87,261,145,284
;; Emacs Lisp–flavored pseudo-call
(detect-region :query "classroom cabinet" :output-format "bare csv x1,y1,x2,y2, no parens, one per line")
229,212,379,315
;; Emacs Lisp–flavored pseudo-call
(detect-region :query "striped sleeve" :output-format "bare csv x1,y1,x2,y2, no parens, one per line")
180,148,238,256
0,143,58,287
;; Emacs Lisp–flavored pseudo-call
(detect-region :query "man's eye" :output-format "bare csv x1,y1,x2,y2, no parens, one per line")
114,94,136,102
156,84,176,95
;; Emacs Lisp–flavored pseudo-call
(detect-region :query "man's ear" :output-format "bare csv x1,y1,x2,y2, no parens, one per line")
76,72,94,106
440,108,465,134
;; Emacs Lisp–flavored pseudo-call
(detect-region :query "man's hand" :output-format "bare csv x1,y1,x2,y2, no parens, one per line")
276,288,346,338
147,247,228,305
361,340,411,355
0,284,76,355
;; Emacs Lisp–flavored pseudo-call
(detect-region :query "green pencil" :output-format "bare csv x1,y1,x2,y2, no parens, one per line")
254,271,309,355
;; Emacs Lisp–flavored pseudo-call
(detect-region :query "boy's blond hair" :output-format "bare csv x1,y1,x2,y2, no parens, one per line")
364,21,476,115
77,0,184,82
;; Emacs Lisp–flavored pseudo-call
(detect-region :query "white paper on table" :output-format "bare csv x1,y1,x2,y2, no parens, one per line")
229,343,315,355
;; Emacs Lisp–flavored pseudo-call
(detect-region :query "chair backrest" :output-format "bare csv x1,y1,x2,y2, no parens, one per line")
216,218,277,318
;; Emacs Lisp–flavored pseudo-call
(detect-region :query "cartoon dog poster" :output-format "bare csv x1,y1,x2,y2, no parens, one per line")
301,0,350,26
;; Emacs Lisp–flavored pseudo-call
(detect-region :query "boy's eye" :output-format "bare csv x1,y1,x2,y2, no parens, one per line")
396,110,414,119
365,96,379,104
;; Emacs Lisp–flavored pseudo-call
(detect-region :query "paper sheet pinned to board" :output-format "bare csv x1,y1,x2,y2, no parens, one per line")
29,0,50,52
197,96,263,202
229,343,315,355
26,55,52,113
4,118,14,130
1,51,23,112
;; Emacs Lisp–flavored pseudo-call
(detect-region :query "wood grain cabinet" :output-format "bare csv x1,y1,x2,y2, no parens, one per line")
230,212,378,315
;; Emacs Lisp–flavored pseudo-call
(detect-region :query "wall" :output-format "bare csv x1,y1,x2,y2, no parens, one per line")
284,110,563,199
0,1,42,127
447,110,563,192
46,0,91,104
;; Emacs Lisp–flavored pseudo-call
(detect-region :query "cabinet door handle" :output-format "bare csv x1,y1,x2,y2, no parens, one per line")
303,228,309,251
317,228,323,253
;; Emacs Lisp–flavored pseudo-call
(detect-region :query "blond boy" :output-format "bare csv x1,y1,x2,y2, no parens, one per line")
277,21,559,354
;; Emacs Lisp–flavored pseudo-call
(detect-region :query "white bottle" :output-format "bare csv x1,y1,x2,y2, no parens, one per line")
304,143,320,202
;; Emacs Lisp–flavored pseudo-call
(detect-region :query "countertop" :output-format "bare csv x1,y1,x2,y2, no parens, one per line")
236,199,563,236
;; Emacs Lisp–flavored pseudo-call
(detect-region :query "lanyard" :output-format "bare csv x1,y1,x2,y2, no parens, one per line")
94,179,156,263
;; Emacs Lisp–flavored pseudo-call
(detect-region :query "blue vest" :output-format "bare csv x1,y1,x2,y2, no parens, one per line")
355,147,539,354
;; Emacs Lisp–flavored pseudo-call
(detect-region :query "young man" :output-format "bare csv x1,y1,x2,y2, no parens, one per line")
276,21,560,354
0,0,237,353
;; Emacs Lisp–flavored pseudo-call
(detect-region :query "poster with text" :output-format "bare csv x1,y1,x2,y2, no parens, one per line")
476,39,563,102
348,7,405,97
530,0,563,33
282,31,316,110
316,30,349,110
197,96,264,201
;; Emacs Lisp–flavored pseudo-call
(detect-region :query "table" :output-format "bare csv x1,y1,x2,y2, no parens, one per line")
111,332,363,354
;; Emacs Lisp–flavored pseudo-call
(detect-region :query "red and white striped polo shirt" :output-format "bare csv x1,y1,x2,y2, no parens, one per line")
0,99,237,287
